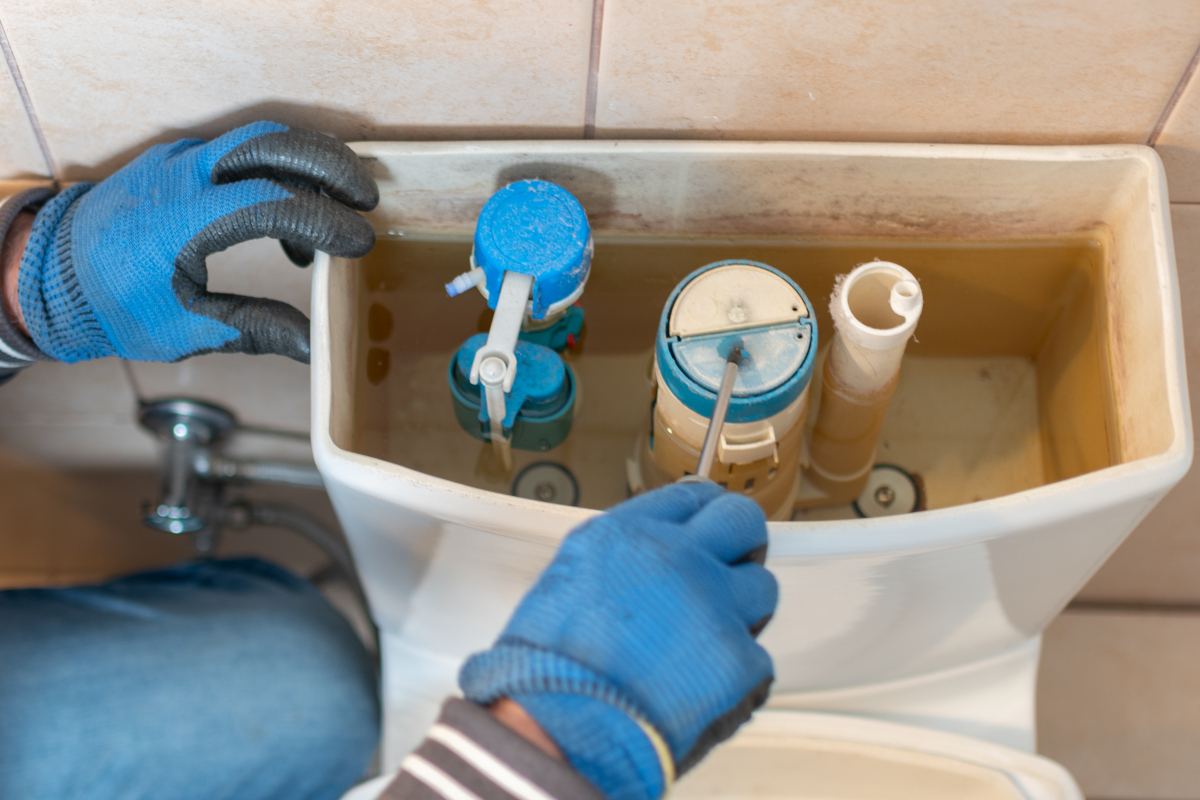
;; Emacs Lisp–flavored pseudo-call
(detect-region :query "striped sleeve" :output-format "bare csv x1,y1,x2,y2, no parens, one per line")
380,699,606,800
0,186,55,380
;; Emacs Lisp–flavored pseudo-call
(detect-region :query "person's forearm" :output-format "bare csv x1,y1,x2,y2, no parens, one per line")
490,698,564,761
378,698,600,800
0,210,31,338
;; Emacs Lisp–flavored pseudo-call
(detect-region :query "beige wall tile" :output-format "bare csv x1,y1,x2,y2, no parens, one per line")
0,46,49,177
0,0,593,180
0,220,317,469
1079,204,1200,602
1080,462,1200,602
1038,610,1200,799
0,358,152,467
0,239,315,467
595,1,1200,144
1157,66,1200,203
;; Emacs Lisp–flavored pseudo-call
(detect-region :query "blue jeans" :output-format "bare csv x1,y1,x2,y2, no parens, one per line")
0,558,379,800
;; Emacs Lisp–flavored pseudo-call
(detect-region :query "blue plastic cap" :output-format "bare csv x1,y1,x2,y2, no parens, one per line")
452,334,572,429
656,261,818,424
474,180,592,320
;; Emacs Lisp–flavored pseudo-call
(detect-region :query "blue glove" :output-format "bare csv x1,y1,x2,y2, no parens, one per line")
17,121,378,364
460,483,777,800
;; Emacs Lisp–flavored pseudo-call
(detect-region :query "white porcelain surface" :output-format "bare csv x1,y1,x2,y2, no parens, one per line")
1080,203,1200,602
310,141,1191,769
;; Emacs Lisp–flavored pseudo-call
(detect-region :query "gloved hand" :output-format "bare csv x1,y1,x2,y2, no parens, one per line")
460,482,777,800
17,121,377,364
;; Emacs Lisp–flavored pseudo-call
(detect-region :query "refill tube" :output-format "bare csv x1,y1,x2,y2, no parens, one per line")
802,261,923,506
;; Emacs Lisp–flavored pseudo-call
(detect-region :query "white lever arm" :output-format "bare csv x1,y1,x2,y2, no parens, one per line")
469,271,534,427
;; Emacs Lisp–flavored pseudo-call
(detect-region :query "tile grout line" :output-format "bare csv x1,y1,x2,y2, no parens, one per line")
0,17,57,180
1149,38,1200,147
582,0,606,139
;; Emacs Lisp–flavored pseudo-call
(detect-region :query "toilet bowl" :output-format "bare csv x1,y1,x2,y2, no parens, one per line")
313,141,1190,785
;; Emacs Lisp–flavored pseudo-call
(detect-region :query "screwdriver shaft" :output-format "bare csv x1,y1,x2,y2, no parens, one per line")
695,348,742,480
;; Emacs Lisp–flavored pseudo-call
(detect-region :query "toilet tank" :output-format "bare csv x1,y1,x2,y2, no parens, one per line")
310,142,1191,768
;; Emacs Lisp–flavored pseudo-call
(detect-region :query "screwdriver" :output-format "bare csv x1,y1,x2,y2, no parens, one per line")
683,346,742,482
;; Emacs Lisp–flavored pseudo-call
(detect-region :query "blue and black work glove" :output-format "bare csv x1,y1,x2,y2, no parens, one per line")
18,121,377,364
460,482,777,800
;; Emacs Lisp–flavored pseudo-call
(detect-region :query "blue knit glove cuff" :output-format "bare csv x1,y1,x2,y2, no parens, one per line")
460,641,670,800
17,183,111,363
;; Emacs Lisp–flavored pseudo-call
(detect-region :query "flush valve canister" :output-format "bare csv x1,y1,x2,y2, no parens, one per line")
635,260,818,520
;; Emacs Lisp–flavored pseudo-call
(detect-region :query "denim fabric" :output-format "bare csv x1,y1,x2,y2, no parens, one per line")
0,558,379,800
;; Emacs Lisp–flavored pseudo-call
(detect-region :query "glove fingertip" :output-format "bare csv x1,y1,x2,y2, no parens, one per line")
203,121,290,165
280,239,316,267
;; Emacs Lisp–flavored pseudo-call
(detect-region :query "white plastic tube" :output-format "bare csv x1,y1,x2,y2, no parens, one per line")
444,267,484,297
803,261,923,505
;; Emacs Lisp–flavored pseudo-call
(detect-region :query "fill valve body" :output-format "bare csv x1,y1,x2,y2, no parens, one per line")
446,180,592,469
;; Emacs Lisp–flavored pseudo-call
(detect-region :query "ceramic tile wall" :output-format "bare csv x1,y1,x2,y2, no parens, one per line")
0,27,47,177
1156,63,1200,203
594,0,1200,143
0,0,594,181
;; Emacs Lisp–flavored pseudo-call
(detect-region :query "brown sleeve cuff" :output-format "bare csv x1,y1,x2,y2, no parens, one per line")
380,698,607,800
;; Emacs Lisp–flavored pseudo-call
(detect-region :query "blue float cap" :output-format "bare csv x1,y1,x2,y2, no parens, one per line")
655,261,818,424
452,334,571,430
474,180,592,320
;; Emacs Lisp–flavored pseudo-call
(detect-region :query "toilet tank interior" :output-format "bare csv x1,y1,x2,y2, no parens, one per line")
324,143,1182,514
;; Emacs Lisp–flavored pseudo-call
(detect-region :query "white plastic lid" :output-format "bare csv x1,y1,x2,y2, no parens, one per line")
669,264,808,337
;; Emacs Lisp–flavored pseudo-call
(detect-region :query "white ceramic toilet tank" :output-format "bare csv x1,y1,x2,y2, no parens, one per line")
309,142,1191,773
